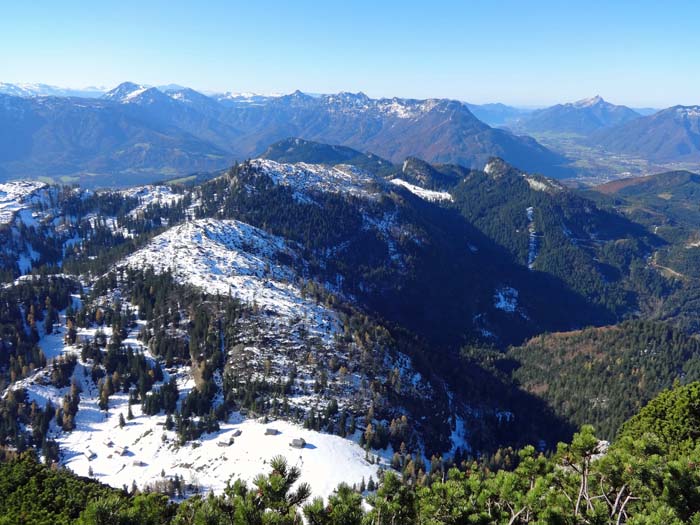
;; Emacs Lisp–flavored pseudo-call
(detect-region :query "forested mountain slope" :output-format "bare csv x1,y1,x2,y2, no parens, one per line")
509,320,700,439
0,147,699,511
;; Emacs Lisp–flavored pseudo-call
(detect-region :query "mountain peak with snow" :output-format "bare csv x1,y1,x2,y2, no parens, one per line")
573,95,605,108
102,81,150,102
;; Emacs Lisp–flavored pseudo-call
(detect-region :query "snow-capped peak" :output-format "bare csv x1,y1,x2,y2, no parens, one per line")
103,82,150,103
573,95,605,108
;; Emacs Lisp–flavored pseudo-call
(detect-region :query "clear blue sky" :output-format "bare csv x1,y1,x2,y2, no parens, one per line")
1,0,698,107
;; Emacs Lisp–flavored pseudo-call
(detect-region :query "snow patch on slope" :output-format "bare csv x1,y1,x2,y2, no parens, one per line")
62,407,381,500
390,179,453,202
494,286,519,312
524,175,563,193
524,177,549,192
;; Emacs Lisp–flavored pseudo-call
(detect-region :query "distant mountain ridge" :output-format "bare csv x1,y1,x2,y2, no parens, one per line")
514,95,641,135
464,102,533,127
0,82,570,185
0,82,107,98
260,137,395,175
0,92,230,186
221,89,568,175
590,105,700,162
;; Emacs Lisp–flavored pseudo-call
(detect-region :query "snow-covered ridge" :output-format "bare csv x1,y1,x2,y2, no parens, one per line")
322,93,443,119
0,180,48,225
123,218,340,342
214,91,282,101
390,179,453,202
377,98,441,118
249,159,380,200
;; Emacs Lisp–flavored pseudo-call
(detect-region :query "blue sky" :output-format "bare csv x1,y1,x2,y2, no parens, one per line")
1,0,698,107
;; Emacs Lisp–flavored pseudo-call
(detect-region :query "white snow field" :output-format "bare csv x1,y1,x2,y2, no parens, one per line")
60,405,381,499
389,178,454,202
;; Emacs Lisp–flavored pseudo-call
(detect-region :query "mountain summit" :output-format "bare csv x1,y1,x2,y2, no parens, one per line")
514,95,641,135
573,95,605,107
102,81,149,102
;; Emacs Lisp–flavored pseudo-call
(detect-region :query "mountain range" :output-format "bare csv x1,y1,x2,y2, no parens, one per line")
0,82,572,185
590,105,700,162
5,80,700,186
